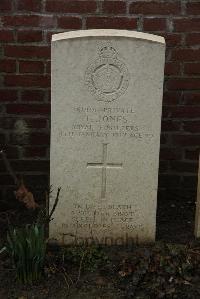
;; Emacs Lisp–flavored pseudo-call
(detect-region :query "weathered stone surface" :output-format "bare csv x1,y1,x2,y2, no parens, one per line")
50,30,165,245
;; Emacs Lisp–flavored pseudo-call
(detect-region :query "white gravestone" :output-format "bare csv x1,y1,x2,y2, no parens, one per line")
50,30,165,245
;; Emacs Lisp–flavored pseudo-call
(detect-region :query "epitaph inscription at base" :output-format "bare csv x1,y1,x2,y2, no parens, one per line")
50,30,166,245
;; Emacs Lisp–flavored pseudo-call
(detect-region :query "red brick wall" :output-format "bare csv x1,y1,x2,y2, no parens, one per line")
0,0,200,201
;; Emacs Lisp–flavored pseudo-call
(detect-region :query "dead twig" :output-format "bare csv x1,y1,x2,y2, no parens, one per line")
62,271,70,289
0,149,39,210
75,249,87,285
0,150,19,185
45,190,49,220
188,249,200,256
47,187,61,222
61,266,74,289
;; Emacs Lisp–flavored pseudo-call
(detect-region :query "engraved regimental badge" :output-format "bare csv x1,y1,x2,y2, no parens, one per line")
85,45,130,102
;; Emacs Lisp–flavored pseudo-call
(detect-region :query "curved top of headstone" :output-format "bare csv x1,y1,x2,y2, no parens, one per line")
52,29,165,44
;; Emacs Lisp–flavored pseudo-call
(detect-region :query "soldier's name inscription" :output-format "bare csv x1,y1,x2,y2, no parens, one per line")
56,105,154,141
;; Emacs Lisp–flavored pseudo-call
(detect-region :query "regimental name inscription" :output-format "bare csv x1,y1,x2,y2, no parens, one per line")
56,105,154,142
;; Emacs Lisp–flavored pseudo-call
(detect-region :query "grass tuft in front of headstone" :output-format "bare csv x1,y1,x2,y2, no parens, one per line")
5,187,61,285
6,224,46,285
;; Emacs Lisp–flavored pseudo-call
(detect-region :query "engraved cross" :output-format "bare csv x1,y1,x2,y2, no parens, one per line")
87,143,123,199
